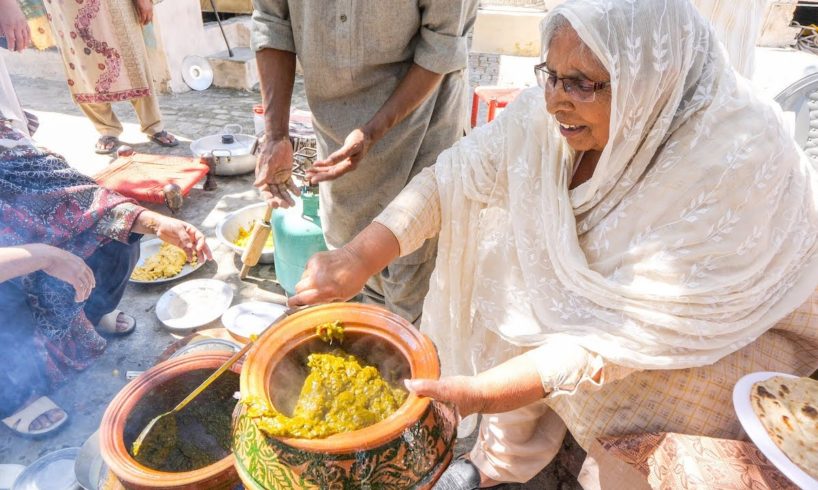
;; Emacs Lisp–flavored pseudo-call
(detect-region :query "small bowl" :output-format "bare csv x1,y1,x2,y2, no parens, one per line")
216,203,275,265
233,303,457,489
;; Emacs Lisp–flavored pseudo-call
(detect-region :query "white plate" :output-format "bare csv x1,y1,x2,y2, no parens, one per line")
155,279,233,332
129,238,203,284
12,447,80,490
733,371,818,489
221,301,288,341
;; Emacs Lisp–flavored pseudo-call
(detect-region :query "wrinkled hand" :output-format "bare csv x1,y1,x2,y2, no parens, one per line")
254,136,300,208
287,247,370,307
0,0,31,52
133,0,153,25
153,216,213,263
306,128,372,184
405,376,486,419
36,245,95,302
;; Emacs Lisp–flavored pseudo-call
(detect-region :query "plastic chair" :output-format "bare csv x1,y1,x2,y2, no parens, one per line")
471,86,523,127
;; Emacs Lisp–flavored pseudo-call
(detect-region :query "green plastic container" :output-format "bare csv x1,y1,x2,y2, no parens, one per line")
272,191,328,295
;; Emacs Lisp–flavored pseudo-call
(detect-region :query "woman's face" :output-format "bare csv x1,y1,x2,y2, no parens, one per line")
544,27,611,153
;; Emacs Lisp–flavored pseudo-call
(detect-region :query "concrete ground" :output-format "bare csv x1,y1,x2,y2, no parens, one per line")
0,53,579,488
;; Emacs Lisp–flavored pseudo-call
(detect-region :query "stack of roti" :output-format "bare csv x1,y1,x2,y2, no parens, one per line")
750,375,818,479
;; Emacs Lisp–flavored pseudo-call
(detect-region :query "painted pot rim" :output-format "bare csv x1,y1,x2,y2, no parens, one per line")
240,303,441,454
99,351,241,488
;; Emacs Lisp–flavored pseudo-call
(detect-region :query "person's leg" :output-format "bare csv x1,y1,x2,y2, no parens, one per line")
132,95,177,147
79,102,123,135
362,237,438,325
78,102,123,153
470,402,567,485
83,238,140,327
130,95,163,136
0,281,63,431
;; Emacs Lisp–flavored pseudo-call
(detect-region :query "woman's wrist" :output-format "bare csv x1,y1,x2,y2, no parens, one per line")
132,209,161,235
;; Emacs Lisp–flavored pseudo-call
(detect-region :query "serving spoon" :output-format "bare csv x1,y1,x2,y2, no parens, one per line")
131,308,296,464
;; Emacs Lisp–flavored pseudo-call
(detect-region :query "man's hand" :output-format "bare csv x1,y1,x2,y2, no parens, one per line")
306,128,372,184
0,0,31,52
287,247,371,307
133,0,153,25
151,215,212,263
36,245,96,302
254,136,300,208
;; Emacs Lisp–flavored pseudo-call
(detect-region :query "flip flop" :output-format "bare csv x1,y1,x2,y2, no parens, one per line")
96,309,136,336
2,396,68,438
95,135,120,154
149,130,179,148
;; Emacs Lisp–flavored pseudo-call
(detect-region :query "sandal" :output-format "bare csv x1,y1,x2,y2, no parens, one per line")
434,458,482,490
95,135,120,154
2,396,68,437
149,130,179,148
96,309,136,336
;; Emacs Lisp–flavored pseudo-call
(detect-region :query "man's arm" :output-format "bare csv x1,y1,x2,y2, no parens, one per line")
306,65,442,184
253,48,299,207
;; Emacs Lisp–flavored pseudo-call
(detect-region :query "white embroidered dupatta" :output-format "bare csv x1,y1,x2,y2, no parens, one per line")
422,0,818,374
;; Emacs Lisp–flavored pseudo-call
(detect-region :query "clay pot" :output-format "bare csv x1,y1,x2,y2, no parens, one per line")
233,303,457,489
99,352,242,490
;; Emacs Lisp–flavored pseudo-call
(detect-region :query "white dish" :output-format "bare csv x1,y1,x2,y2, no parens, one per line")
155,279,233,332
74,430,105,490
733,371,818,489
221,301,288,341
216,203,275,265
129,238,203,284
12,447,80,490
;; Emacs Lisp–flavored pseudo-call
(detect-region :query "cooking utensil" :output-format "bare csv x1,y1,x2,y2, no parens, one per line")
216,202,276,264
131,307,293,463
190,124,257,176
239,203,274,279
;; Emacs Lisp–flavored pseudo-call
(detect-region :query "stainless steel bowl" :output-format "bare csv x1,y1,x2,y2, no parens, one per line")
216,202,275,264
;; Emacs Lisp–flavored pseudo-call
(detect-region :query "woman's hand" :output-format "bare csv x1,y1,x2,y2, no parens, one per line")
406,354,549,417
287,247,371,307
0,0,31,52
37,245,96,302
405,376,486,418
306,128,372,184
254,136,300,208
133,0,153,25
152,215,212,263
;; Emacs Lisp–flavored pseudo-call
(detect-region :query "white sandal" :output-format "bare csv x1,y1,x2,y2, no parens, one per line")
96,309,136,336
2,396,68,437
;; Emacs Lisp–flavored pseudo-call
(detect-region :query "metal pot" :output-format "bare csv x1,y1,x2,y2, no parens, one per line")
190,124,258,176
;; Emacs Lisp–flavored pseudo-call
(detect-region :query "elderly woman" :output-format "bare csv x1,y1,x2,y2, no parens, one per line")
290,0,818,487
0,119,211,437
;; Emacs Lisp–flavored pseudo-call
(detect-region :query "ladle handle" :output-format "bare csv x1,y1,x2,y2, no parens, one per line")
169,306,303,413
171,340,253,413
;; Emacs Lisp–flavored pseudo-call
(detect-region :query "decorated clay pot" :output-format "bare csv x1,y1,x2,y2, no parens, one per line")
99,352,243,490
233,303,457,489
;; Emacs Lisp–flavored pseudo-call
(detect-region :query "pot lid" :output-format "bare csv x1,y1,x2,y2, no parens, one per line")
190,125,257,157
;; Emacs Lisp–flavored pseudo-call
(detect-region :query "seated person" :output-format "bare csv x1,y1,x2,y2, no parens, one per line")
0,119,211,437
289,0,818,487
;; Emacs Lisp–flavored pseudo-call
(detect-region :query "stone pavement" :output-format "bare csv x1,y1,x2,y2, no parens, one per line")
1,55,580,488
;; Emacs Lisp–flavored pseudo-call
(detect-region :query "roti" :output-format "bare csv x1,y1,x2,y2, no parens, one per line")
750,375,818,479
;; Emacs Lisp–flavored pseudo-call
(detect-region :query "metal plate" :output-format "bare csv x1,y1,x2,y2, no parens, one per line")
13,448,80,490
773,72,818,150
129,238,203,284
155,279,234,332
181,55,214,91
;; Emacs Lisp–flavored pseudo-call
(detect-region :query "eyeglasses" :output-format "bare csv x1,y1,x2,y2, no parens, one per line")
534,62,609,102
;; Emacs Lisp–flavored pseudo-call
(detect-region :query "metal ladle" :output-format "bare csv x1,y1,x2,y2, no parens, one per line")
131,309,294,463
